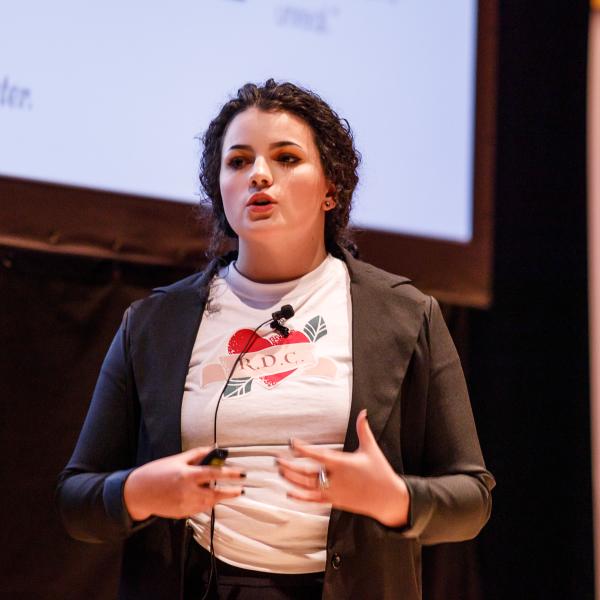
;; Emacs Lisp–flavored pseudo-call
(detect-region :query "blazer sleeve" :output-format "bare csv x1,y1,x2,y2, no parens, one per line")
400,296,495,545
56,305,153,543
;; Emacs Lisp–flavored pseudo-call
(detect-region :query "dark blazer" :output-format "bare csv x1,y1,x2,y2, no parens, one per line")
57,252,495,600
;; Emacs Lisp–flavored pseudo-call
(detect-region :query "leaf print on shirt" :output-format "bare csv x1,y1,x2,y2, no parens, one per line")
223,377,253,398
303,316,327,343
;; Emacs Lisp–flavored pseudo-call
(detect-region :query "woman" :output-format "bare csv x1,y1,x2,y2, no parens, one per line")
57,80,495,600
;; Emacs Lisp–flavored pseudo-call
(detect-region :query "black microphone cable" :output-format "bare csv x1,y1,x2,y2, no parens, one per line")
201,304,294,599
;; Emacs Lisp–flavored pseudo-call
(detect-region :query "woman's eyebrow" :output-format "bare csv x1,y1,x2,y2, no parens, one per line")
226,141,302,151
270,140,302,149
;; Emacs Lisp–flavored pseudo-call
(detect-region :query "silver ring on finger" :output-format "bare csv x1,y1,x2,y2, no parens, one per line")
318,466,330,490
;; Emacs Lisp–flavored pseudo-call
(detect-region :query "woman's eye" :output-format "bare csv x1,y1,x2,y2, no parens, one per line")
228,156,247,169
277,153,300,165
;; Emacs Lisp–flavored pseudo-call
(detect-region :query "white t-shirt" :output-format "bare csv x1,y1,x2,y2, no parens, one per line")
181,254,353,573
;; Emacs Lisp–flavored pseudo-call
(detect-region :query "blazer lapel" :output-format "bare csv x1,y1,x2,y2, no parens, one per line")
133,278,208,459
343,253,427,451
327,254,428,537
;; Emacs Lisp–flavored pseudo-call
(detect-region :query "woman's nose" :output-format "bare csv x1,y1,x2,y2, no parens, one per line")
249,157,273,188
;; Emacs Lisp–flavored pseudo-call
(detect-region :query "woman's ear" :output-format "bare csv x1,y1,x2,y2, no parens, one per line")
324,183,337,208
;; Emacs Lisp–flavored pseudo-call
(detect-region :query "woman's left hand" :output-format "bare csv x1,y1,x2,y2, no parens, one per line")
277,409,410,527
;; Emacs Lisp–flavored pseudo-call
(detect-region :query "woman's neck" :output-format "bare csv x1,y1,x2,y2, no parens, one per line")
235,238,328,283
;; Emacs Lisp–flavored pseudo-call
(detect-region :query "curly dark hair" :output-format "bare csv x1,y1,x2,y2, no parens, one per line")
198,79,360,259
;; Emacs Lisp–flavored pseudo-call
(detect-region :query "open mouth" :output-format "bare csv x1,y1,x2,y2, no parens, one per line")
247,193,276,208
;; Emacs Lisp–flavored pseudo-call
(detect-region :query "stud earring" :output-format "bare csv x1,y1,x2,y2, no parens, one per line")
325,200,331,208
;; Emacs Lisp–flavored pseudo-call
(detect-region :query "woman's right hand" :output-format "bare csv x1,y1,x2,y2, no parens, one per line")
123,446,245,521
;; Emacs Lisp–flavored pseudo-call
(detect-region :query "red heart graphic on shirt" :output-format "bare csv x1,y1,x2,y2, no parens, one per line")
227,329,309,388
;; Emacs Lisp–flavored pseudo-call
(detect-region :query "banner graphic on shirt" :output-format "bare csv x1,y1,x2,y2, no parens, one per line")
201,315,336,396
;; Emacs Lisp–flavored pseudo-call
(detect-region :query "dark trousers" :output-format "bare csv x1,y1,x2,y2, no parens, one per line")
184,542,325,600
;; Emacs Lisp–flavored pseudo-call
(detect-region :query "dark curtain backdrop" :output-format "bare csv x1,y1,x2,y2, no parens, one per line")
0,2,592,599
471,1,592,599
0,251,194,599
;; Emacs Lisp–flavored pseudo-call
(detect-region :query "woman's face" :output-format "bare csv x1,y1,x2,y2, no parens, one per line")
219,107,333,246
